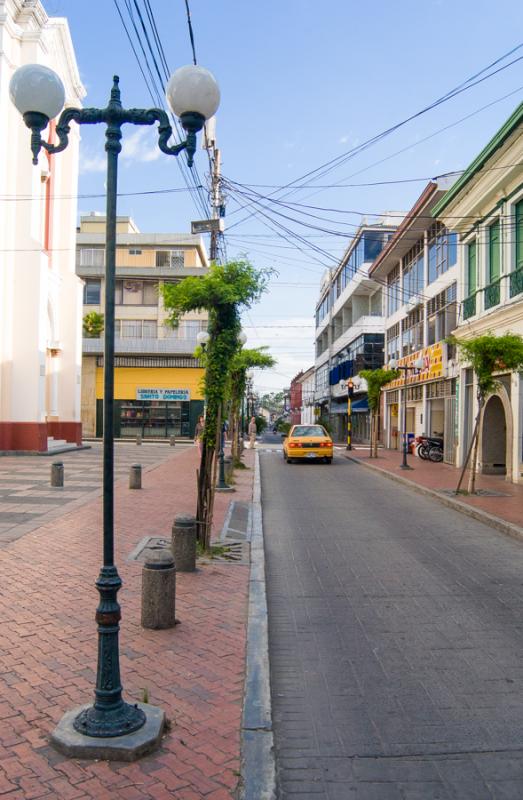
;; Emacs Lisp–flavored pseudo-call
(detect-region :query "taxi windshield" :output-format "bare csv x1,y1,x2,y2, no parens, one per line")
291,425,326,437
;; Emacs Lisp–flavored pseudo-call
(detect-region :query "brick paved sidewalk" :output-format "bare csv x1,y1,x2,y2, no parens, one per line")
0,444,254,799
343,446,523,530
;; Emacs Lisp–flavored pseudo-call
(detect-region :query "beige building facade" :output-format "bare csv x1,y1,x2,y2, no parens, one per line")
78,214,209,439
433,102,523,483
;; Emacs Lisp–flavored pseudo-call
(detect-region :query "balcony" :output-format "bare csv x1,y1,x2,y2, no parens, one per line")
462,292,477,320
83,336,198,355
509,266,523,299
484,278,501,310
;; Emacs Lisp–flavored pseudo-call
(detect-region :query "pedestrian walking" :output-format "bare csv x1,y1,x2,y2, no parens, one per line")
248,416,257,449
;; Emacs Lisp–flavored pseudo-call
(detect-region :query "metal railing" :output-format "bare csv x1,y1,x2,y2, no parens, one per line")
484,278,501,310
509,266,523,299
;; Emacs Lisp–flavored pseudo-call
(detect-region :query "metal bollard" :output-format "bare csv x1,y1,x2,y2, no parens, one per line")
136,434,142,445
141,549,176,629
51,461,64,488
129,464,142,489
171,514,197,572
169,436,176,447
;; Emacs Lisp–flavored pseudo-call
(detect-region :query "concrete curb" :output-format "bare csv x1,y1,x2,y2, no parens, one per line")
239,450,276,800
345,454,523,543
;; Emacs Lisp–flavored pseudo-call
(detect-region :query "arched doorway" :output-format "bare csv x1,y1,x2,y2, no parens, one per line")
481,395,507,475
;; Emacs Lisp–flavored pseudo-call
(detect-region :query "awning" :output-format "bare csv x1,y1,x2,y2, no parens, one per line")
330,397,369,414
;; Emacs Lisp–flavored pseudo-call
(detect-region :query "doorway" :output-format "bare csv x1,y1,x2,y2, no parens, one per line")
481,395,507,475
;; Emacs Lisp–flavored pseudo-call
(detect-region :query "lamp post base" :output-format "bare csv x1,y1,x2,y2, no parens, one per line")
400,463,413,470
50,702,164,762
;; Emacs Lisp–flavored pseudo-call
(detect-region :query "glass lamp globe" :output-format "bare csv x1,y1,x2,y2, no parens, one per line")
413,357,425,370
9,63,65,120
239,330,247,345
388,358,398,369
166,65,220,123
196,330,210,346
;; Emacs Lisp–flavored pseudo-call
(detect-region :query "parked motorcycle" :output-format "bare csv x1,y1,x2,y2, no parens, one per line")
415,435,444,462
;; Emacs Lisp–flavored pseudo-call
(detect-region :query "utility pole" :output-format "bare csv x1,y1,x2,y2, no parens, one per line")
204,117,223,263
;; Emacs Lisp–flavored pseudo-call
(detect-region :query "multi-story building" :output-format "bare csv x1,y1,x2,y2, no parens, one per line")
297,366,315,425
432,102,523,483
289,371,303,426
370,183,459,462
77,213,209,440
0,0,85,452
314,219,400,442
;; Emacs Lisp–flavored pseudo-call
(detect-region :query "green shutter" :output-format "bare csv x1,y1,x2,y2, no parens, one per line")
468,240,477,295
489,220,500,282
516,200,523,272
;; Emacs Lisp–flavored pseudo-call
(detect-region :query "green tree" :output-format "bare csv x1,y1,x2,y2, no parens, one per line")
227,348,275,464
450,332,523,494
161,260,269,548
83,311,104,338
359,368,400,457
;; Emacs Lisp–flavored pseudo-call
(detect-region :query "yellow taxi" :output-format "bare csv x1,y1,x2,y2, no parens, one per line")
283,424,333,464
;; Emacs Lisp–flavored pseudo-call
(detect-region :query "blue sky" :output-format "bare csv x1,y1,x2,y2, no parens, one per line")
48,0,523,391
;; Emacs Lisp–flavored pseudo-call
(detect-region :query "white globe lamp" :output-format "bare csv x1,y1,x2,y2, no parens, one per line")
166,65,220,134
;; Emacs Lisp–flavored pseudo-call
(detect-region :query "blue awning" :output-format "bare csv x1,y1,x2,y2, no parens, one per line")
330,396,369,414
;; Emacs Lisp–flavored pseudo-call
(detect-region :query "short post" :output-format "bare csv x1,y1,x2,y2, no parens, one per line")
224,455,233,484
217,447,228,489
129,464,142,490
172,514,197,572
169,436,176,447
141,550,176,630
136,433,142,445
51,461,64,488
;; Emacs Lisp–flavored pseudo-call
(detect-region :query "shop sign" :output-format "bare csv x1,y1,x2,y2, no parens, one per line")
136,388,190,401
387,343,444,389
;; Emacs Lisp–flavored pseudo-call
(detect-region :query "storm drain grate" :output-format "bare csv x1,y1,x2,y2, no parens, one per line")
438,488,512,498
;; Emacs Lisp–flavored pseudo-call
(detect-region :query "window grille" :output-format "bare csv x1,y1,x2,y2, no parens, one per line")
386,390,399,404
79,248,105,266
96,356,200,368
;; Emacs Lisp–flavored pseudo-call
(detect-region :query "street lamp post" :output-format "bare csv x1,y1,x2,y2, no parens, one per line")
10,63,219,744
388,358,424,469
340,377,361,450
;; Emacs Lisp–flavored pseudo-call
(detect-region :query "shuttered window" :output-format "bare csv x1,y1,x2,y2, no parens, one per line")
516,200,523,272
467,240,477,295
489,219,500,282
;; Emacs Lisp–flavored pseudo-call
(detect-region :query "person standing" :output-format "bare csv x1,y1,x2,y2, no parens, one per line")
248,416,257,449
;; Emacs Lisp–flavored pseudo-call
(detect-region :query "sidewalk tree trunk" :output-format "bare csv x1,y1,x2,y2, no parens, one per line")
359,368,400,457
450,333,523,495
161,260,268,549
228,348,275,465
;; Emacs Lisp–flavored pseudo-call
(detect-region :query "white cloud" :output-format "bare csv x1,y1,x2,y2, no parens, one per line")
121,127,161,163
242,316,315,392
79,153,106,174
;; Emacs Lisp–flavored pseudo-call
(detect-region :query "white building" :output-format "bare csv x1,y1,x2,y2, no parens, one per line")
0,0,85,451
297,366,315,425
314,219,400,442
432,101,523,483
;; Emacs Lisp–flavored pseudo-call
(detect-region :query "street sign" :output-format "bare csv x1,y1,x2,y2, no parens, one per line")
191,218,224,234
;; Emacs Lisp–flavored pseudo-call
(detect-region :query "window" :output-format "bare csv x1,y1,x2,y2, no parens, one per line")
115,320,158,339
387,266,401,315
488,219,501,282
403,240,424,301
315,364,329,394
316,293,330,326
155,250,184,268
386,322,400,362
83,279,101,304
129,248,142,256
467,240,477,295
516,200,523,272
163,320,208,339
427,223,457,284
427,283,457,345
402,307,424,356
115,280,158,305
363,230,392,262
79,248,104,267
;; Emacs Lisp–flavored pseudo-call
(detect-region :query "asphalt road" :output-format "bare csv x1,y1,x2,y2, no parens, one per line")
260,449,523,799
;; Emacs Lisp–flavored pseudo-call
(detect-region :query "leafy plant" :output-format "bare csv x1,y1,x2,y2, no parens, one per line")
359,368,400,457
161,260,269,548
226,347,275,462
83,311,104,338
449,333,523,494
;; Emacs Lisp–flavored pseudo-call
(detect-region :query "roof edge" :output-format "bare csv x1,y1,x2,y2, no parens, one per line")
432,101,523,217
